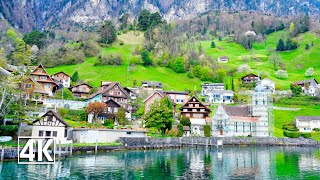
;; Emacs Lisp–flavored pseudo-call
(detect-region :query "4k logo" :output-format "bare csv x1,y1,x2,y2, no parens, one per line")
18,137,56,164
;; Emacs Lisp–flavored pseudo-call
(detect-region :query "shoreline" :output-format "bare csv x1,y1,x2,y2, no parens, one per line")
2,137,320,160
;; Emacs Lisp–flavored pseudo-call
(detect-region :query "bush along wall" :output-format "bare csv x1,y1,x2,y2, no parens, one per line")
283,131,311,139
204,125,211,137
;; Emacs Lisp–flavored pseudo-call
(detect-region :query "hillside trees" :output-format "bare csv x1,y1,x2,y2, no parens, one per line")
141,50,153,66
138,9,162,31
23,31,46,49
99,20,117,44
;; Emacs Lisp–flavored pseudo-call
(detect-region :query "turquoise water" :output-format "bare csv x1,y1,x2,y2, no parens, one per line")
1,146,320,179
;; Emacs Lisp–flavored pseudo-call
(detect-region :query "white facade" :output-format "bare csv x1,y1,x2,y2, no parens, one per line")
296,116,320,132
261,78,275,92
201,83,225,95
206,90,234,104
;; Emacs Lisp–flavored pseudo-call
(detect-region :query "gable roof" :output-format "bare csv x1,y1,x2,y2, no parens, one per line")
293,79,319,86
296,116,320,121
143,91,166,103
241,73,259,80
222,105,252,117
180,96,211,112
163,90,188,95
30,64,58,86
33,110,70,127
71,83,93,89
142,81,163,88
105,99,121,107
52,71,70,77
101,82,130,97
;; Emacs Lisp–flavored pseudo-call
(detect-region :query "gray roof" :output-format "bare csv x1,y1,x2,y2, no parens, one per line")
223,105,252,117
0,67,12,76
142,81,162,88
293,79,318,86
163,90,188,95
296,116,320,121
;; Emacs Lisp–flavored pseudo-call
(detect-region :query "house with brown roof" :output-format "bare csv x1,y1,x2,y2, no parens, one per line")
163,90,189,104
31,110,72,143
30,64,58,96
141,81,163,91
51,71,71,88
293,78,319,96
21,77,49,103
241,73,260,84
143,91,177,114
179,96,211,136
69,83,93,98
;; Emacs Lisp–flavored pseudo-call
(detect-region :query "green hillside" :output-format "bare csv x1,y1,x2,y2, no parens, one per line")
47,30,319,90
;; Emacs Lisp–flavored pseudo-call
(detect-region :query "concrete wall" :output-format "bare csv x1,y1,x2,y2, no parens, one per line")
72,129,147,143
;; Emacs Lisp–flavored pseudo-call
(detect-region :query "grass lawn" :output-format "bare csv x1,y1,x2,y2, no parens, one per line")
273,97,320,139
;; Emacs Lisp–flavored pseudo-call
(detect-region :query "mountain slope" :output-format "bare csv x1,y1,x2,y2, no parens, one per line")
1,0,320,31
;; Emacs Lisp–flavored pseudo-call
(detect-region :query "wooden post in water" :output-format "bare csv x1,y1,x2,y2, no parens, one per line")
59,140,61,159
1,144,5,161
95,139,98,154
70,143,73,157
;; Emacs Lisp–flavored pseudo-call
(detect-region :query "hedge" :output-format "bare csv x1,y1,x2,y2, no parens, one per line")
204,125,211,137
283,131,300,138
0,125,18,136
300,133,311,138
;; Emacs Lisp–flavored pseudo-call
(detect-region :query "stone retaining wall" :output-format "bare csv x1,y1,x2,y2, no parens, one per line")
119,137,320,148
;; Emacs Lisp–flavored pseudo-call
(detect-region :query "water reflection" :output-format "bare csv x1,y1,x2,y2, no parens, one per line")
1,147,320,179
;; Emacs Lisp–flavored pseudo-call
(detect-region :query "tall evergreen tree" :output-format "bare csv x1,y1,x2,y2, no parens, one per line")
276,39,285,51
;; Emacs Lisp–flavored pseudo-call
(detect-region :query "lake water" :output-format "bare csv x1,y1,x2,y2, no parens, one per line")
1,146,320,179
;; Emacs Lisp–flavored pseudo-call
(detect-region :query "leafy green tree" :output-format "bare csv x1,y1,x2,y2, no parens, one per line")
177,124,183,137
290,84,302,96
99,20,117,44
144,98,174,135
216,68,227,82
204,125,211,137
138,9,151,31
305,44,310,50
141,50,153,66
0,48,7,68
211,41,216,48
180,116,191,127
276,39,285,51
173,57,185,73
150,12,162,27
117,108,128,126
23,31,46,49
71,71,79,82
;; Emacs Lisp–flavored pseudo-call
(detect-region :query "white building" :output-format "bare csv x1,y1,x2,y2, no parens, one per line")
261,78,275,92
206,90,234,104
295,116,320,132
293,79,319,96
212,81,272,137
32,110,72,143
217,56,229,63
201,83,225,95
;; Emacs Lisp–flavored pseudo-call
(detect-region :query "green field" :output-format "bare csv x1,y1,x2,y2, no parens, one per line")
48,30,319,91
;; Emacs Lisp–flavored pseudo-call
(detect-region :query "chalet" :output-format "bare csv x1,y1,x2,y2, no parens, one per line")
201,83,225,95
31,110,71,143
241,73,260,84
30,64,58,96
21,77,49,102
179,96,211,136
51,71,71,88
295,116,320,132
212,82,272,137
293,79,319,96
261,78,275,92
143,91,177,114
218,56,229,63
141,81,163,91
94,99,123,123
163,90,189,104
124,87,137,100
69,83,93,98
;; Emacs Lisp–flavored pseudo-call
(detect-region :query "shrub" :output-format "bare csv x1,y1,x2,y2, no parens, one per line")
290,84,302,96
104,119,114,129
283,124,298,131
180,116,191,127
95,54,123,66
301,133,311,138
119,41,124,46
204,125,211,137
173,57,186,73
141,50,153,66
211,41,216,48
283,131,300,138
275,70,288,79
83,40,100,57
305,67,314,77
187,72,194,78
0,125,18,136
313,128,320,132
177,124,183,137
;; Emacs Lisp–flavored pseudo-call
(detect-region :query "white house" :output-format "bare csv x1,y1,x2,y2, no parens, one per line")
293,79,319,96
218,56,229,63
51,72,71,88
295,116,320,132
32,110,72,143
212,82,272,137
201,83,225,95
261,78,275,92
206,90,234,104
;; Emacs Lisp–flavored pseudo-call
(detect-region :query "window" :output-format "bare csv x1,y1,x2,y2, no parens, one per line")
38,69,42,73
47,115,53,122
53,131,57,137
25,84,32,89
236,122,238,132
118,91,121,95
39,130,44,136
109,91,113,95
64,129,67,138
45,131,51,137
45,83,51,88
40,76,47,80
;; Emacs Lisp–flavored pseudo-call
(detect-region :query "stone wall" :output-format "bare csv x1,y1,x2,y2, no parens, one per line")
120,137,320,148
